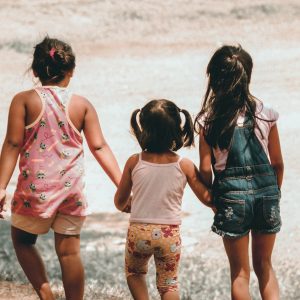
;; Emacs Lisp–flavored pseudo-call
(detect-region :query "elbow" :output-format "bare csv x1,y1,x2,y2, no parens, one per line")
272,161,284,172
6,139,22,150
89,142,107,153
114,194,124,211
199,169,212,187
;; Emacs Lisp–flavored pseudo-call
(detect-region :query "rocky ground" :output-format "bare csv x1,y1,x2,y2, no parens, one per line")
0,0,299,299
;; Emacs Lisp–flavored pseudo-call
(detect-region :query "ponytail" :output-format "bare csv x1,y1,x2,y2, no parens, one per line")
180,109,194,148
31,36,75,84
130,109,143,149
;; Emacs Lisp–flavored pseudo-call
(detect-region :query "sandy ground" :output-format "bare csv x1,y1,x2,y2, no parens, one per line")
0,0,299,299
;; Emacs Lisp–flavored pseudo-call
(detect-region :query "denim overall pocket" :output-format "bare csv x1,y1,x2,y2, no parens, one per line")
262,194,281,227
214,197,246,234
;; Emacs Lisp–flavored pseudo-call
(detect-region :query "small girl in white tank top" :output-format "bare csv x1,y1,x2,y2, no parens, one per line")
115,99,213,300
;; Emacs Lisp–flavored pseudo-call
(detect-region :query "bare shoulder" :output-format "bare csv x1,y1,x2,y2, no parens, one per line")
70,94,91,109
179,157,195,175
12,89,36,104
126,153,140,171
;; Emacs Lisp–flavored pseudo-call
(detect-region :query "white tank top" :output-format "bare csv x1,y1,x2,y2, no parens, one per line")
129,153,187,225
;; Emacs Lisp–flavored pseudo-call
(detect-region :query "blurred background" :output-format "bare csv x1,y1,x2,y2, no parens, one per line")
0,0,299,299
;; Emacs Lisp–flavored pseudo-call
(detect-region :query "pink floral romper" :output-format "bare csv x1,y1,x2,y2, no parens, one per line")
12,86,87,218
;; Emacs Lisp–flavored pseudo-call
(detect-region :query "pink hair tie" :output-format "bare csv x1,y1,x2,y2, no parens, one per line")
49,48,56,59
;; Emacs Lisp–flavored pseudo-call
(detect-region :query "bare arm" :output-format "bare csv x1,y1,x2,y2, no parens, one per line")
180,158,212,208
199,128,213,187
114,155,138,211
83,101,122,187
268,124,284,188
0,95,25,217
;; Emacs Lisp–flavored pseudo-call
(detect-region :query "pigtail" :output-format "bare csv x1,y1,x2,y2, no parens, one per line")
180,109,194,147
130,109,143,149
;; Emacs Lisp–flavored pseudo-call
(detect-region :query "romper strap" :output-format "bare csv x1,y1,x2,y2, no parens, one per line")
177,156,183,163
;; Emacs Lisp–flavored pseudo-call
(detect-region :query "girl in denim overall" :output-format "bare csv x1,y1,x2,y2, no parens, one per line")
195,45,284,300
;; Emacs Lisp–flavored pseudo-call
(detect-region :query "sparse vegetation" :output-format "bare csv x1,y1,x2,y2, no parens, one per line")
0,218,299,299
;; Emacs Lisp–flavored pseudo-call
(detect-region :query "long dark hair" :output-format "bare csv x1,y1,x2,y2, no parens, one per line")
131,99,194,153
31,36,75,84
194,45,264,150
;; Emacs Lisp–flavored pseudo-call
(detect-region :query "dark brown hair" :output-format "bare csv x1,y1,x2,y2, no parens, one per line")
31,36,75,84
131,99,194,153
194,45,266,150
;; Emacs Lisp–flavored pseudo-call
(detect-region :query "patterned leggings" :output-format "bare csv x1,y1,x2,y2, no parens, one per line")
125,223,181,295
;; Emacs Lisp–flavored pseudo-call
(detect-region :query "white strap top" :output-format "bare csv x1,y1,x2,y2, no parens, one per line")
129,153,187,225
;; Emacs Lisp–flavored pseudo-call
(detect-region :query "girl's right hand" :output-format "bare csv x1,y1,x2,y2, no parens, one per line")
122,195,132,213
122,203,131,213
0,189,7,219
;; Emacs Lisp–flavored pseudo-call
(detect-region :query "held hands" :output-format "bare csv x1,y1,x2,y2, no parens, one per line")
122,195,132,213
0,189,7,219
206,189,216,214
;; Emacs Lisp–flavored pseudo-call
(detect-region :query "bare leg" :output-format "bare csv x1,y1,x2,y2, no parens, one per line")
252,232,279,300
127,274,149,300
161,291,180,300
55,233,84,300
11,226,55,300
223,234,251,300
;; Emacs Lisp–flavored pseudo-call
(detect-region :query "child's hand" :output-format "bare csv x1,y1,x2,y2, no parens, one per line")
122,204,131,213
122,196,132,213
0,189,7,219
211,206,217,214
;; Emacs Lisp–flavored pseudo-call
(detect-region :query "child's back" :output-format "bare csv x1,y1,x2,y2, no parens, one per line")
130,152,186,225
13,86,87,217
0,36,121,300
195,45,284,300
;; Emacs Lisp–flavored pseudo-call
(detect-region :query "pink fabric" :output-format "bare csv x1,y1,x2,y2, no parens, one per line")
129,154,187,225
12,87,87,218
200,102,279,171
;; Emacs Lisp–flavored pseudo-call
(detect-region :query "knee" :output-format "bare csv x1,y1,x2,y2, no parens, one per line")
56,247,80,260
11,227,37,246
253,258,273,276
229,261,250,279
157,277,178,296
230,267,250,282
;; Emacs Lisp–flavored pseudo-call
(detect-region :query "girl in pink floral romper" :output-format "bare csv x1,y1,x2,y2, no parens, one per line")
0,37,121,300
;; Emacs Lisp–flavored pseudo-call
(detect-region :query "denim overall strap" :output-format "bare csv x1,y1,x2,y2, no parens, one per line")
226,115,269,168
215,114,276,182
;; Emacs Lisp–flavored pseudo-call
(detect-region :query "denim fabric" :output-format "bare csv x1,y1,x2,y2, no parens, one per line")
212,116,281,238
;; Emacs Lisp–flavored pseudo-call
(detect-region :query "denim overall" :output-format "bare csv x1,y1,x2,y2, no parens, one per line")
212,115,281,238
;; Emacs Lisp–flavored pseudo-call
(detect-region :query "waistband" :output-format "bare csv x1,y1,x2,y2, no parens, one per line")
215,164,275,180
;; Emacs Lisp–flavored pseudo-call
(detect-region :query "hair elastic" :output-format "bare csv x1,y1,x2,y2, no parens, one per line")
49,48,56,59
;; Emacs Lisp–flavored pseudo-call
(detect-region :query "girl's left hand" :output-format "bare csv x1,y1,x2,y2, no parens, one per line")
0,189,7,219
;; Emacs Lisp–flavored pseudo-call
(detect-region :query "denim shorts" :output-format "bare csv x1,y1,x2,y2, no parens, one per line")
212,186,282,238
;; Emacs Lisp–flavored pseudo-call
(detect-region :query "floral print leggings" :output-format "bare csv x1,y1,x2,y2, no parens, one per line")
125,223,181,295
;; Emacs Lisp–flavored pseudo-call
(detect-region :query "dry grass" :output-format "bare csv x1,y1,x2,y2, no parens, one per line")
1,217,300,299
